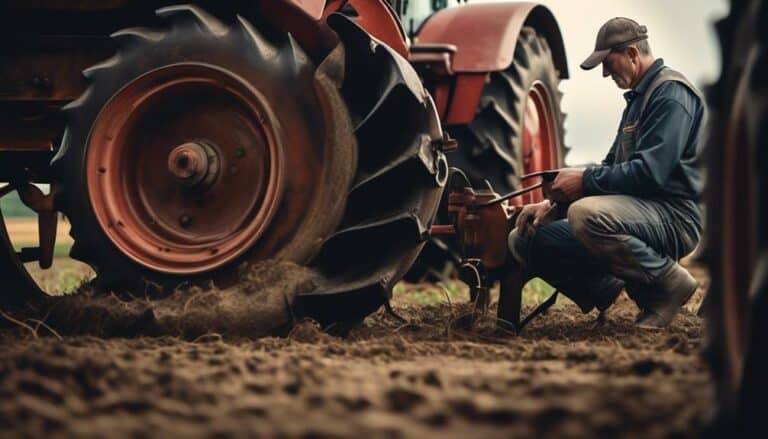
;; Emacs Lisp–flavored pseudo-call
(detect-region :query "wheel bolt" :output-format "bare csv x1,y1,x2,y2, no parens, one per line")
168,142,209,182
179,214,192,229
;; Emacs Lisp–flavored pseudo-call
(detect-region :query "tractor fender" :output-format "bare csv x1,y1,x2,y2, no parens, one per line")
283,0,325,20
416,2,568,78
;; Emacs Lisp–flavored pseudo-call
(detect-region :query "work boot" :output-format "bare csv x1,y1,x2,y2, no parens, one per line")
635,263,699,329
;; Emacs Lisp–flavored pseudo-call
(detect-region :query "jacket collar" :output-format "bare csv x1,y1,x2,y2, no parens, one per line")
624,58,665,103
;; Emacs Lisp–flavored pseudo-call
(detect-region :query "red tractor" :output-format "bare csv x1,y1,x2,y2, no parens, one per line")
0,0,568,325
400,1,569,280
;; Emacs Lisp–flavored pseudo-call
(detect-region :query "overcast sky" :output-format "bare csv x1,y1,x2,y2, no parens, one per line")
481,0,729,165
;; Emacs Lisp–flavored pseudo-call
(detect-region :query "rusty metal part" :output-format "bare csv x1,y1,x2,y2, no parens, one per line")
415,3,568,77
166,141,220,190
0,44,109,103
0,102,61,182
15,183,58,269
475,170,559,208
409,43,456,76
429,166,566,333
457,259,490,323
324,0,409,59
167,143,207,181
84,62,284,275
283,0,325,19
435,132,458,152
451,186,516,271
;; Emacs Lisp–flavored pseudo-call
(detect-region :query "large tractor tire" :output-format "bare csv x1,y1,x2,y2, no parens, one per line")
703,0,767,434
51,6,445,325
407,26,566,281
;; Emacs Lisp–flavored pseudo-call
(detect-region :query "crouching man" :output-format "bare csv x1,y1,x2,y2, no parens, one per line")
509,17,705,328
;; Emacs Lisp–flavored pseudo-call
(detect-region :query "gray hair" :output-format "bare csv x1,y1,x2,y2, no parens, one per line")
633,39,652,56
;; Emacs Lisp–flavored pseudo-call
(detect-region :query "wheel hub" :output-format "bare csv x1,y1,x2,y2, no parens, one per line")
86,63,284,275
167,141,220,190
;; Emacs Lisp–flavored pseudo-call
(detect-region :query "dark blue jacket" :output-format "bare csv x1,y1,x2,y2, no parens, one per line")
582,59,705,205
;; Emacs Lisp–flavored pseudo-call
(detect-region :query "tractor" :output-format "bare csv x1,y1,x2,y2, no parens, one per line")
0,0,568,326
398,0,569,280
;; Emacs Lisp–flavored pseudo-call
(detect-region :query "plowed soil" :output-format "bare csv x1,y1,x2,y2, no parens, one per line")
0,263,711,438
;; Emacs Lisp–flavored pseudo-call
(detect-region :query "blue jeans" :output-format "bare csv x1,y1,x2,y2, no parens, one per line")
523,195,702,311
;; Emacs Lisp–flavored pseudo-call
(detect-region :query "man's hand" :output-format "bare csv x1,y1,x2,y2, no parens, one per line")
515,200,555,232
549,168,585,203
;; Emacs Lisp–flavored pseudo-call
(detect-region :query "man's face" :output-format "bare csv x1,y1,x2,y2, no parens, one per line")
601,48,638,89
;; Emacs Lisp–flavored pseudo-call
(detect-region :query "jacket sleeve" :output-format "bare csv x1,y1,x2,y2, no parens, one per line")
601,136,618,166
581,96,694,197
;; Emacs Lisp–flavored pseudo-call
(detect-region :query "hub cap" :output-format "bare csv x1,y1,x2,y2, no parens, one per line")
86,63,284,274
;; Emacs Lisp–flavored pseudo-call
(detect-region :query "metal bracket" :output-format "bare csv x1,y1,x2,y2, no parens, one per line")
15,183,59,269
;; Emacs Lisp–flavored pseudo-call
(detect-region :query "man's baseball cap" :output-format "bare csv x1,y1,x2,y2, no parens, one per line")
580,17,649,70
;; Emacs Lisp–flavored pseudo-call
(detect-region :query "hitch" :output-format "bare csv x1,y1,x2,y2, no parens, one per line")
429,168,561,334
16,183,59,270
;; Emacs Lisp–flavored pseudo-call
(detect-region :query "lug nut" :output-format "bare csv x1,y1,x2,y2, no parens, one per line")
179,214,192,229
168,142,209,182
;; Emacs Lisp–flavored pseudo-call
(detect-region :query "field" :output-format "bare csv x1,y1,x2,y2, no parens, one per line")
0,220,712,438
3,218,91,294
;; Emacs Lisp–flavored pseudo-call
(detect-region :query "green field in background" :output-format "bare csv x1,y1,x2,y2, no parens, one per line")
0,191,35,218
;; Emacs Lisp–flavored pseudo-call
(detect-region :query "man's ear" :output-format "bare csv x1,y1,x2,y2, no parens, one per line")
626,45,641,63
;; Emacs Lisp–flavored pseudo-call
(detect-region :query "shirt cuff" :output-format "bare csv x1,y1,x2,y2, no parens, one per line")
582,165,605,196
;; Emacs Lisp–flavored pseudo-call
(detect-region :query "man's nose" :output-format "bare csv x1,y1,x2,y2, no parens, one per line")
602,63,610,78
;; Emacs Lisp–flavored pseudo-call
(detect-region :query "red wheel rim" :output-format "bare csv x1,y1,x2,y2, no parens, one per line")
520,81,561,204
86,63,284,274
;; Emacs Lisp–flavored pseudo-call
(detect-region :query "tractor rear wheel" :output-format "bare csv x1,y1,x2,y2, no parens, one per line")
52,6,445,325
703,0,767,433
407,26,566,281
